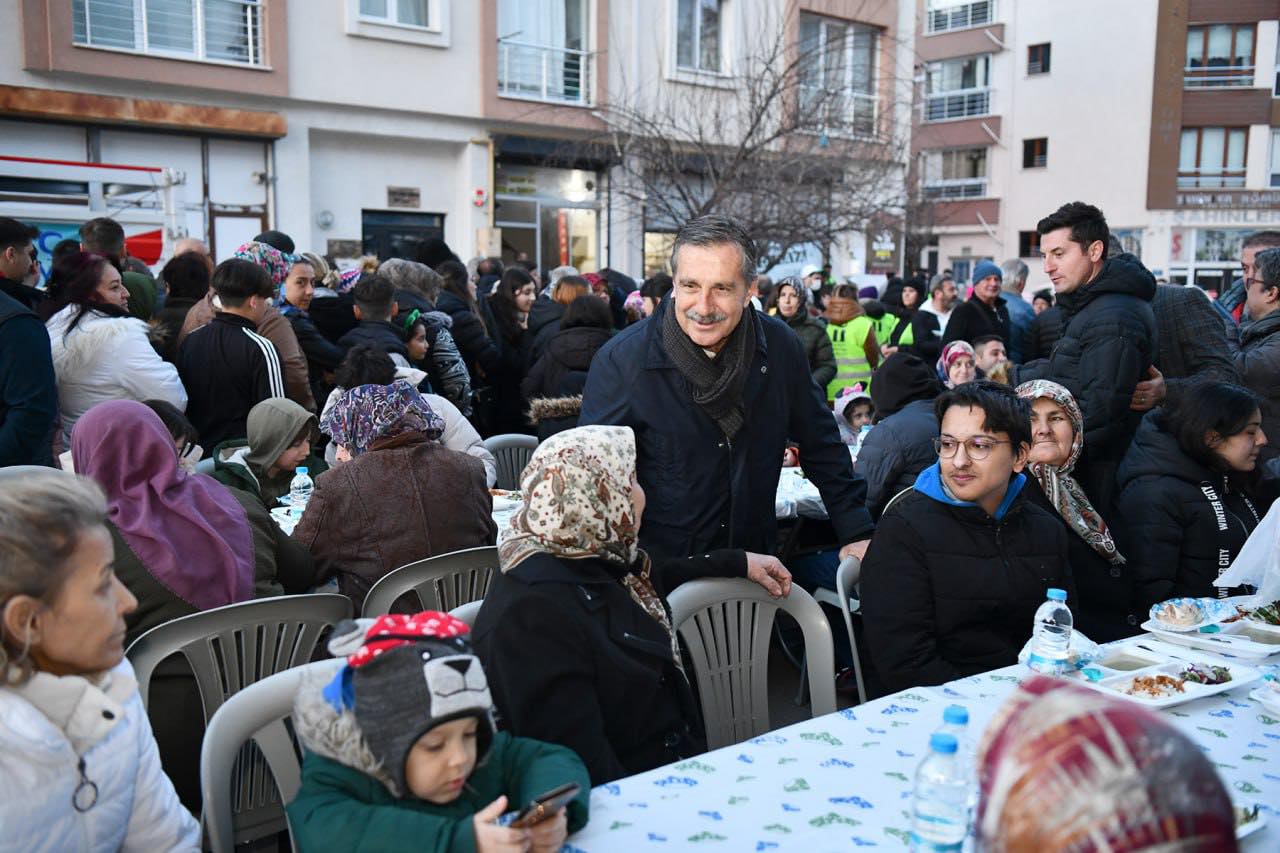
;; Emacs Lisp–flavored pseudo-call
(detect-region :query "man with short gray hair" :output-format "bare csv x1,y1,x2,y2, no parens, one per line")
580,214,875,564
1000,258,1034,363
1235,246,1280,478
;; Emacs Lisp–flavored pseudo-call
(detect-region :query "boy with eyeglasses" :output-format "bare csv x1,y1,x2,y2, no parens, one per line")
859,380,1073,693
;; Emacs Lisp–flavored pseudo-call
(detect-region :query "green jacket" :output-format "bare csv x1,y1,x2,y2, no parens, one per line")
287,731,591,853
783,312,837,389
123,270,157,321
209,437,328,510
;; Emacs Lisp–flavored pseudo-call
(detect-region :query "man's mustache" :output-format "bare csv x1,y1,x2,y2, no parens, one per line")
685,308,728,324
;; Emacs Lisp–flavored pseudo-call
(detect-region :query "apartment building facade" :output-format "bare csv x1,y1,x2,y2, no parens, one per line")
913,0,1280,293
3,0,911,282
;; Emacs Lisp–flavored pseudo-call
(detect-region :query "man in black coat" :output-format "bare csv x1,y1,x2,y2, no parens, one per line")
580,215,875,561
941,260,1011,348
337,274,412,366
1235,247,1280,481
860,382,1071,692
1013,202,1157,513
854,353,941,518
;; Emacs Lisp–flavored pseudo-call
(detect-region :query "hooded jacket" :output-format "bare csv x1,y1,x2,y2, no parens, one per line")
522,325,611,441
1014,253,1158,513
0,289,57,466
286,666,590,853
0,658,200,852
46,304,187,442
209,398,327,508
1115,414,1262,611
860,463,1071,692
781,298,837,389
435,290,502,383
528,296,566,361
852,354,941,517
1236,308,1280,470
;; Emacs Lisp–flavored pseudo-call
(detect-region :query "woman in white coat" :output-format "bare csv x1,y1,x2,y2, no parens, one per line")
0,469,199,851
43,252,187,442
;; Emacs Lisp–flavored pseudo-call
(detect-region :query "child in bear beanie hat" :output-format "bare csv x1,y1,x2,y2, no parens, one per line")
287,612,591,853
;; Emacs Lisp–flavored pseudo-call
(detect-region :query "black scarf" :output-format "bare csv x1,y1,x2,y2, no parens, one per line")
660,299,756,438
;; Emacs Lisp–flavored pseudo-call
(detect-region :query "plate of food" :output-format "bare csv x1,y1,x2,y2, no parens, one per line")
1235,803,1267,841
1142,619,1280,660
489,488,523,513
1087,658,1260,709
1147,597,1235,632
1249,678,1280,715
1222,599,1280,634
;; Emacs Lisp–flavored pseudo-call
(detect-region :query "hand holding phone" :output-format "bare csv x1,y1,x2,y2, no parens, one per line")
508,782,580,829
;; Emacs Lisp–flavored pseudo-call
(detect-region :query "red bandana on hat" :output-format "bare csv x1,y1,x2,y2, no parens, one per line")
347,611,471,669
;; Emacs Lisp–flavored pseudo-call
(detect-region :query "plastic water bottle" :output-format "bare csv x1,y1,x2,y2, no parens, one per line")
911,732,969,852
936,705,977,827
288,467,314,516
856,423,873,449
1027,588,1073,674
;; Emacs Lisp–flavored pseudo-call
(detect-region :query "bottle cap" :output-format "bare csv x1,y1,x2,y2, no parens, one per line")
1047,588,1067,602
943,705,969,726
930,733,958,754
296,467,308,475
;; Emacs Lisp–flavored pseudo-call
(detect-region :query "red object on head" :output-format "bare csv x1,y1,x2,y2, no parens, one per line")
347,611,471,669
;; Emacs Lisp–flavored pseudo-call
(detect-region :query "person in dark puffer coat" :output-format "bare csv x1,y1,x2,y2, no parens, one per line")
530,275,590,361
853,353,941,519
1114,382,1267,612
767,276,836,389
434,260,502,386
523,295,613,441
1013,204,1157,515
861,382,1071,693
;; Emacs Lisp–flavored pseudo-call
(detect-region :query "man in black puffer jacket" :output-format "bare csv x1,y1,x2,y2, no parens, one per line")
854,353,941,518
861,382,1071,693
1013,202,1157,514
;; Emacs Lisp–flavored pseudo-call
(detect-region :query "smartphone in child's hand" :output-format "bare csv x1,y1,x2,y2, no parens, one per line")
508,783,581,829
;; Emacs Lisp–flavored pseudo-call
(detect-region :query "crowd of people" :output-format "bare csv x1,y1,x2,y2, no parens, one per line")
1,202,1276,850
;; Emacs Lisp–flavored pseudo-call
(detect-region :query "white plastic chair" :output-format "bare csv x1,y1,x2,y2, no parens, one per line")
361,546,500,618
482,433,538,490
449,599,484,627
200,659,344,853
668,578,836,750
812,556,867,704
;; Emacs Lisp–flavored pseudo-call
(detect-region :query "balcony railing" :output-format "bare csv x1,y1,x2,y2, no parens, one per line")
799,86,879,138
498,39,591,106
1177,170,1247,189
923,178,987,200
924,87,991,122
925,1,994,35
1183,65,1255,88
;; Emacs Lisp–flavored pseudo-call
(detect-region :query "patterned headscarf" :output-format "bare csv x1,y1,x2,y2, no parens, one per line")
1015,380,1124,565
936,340,976,388
499,426,678,652
321,379,444,457
234,240,297,290
977,676,1235,851
336,267,363,294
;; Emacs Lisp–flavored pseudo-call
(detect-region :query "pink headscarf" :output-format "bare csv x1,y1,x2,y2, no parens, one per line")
72,401,255,610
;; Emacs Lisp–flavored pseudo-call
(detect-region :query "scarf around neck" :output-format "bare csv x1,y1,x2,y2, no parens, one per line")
1015,380,1125,564
660,297,756,438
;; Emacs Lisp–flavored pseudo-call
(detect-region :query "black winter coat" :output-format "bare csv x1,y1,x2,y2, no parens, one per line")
473,550,747,785
1026,306,1064,362
522,325,610,440
860,481,1071,692
580,302,875,560
853,399,938,519
338,320,410,361
1022,477,1137,642
1115,414,1262,611
1014,254,1158,513
909,310,945,365
307,292,358,344
528,297,566,361
436,290,502,382
941,295,1010,348
154,295,200,363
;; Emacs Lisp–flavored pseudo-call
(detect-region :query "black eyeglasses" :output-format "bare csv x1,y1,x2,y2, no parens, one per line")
933,436,1010,460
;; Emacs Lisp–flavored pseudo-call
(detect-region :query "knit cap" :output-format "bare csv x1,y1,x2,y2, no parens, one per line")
972,260,1003,285
322,612,496,798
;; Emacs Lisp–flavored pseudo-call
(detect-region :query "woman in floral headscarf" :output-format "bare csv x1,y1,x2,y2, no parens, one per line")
471,425,793,785
1015,380,1133,641
293,379,495,608
936,340,977,389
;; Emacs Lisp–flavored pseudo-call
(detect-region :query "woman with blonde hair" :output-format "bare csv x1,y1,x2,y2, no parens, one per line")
0,470,199,849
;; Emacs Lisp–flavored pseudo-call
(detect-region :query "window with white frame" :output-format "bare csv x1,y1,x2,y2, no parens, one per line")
359,0,430,28
798,13,878,136
1178,127,1247,188
924,55,991,121
925,0,994,35
676,0,722,73
497,0,591,105
73,0,264,66
922,147,988,199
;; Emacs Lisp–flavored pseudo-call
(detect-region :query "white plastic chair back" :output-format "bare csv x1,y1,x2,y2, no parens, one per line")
668,578,836,750
449,600,484,626
200,659,344,853
361,546,500,617
126,594,352,845
482,433,538,490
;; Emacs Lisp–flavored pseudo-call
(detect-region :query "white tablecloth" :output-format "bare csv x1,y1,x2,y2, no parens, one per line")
567,652,1280,851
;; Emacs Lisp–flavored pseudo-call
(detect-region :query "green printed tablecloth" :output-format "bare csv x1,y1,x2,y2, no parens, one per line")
568,656,1280,851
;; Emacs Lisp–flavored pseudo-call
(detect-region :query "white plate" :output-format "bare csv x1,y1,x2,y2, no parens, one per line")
1080,656,1260,709
491,496,521,513
1235,803,1268,841
1143,620,1280,660
1249,683,1280,715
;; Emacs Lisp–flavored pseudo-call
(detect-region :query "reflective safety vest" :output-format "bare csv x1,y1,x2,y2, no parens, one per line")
826,315,874,401
870,313,899,350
